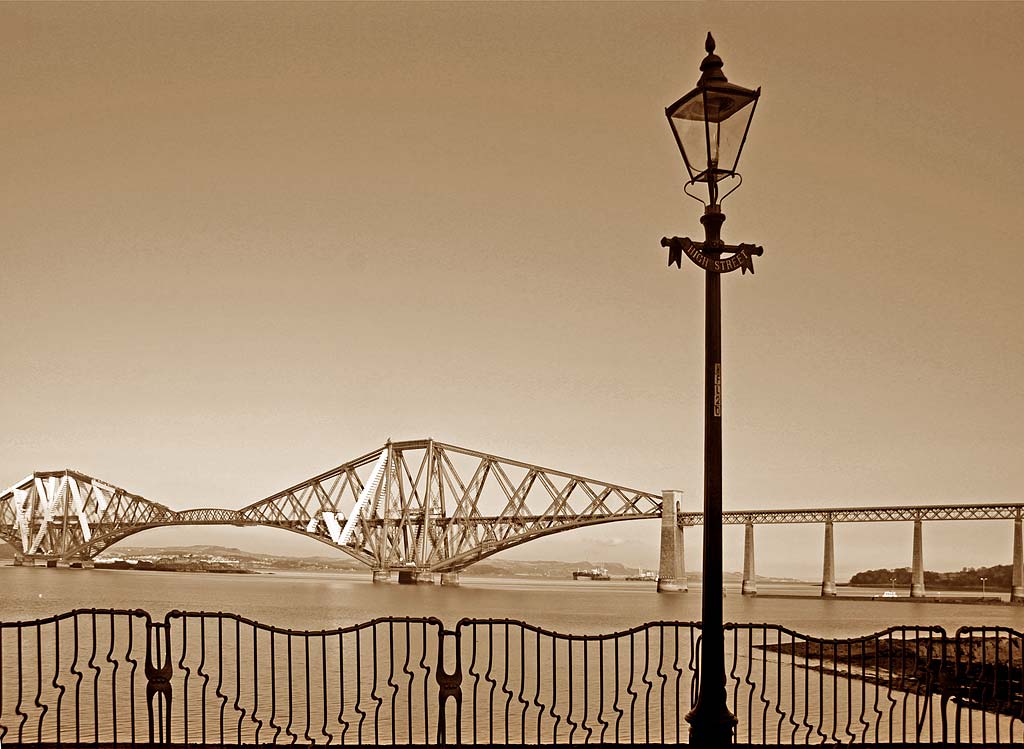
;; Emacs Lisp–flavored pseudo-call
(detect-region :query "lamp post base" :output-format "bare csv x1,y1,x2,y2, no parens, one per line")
686,699,738,746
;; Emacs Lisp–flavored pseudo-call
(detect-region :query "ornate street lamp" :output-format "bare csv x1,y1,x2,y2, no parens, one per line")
660,33,763,746
665,33,759,209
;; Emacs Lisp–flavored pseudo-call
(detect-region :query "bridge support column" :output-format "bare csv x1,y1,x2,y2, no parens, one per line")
80,560,94,569
1011,514,1024,603
741,521,757,595
821,520,836,597
910,518,925,598
372,569,392,583
440,572,460,586
657,490,686,593
55,559,71,569
397,569,434,585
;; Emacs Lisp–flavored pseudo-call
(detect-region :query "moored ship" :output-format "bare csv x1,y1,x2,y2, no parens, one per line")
572,567,611,581
625,568,657,582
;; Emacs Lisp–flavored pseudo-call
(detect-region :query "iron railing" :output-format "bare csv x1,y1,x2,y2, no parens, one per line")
0,609,1021,745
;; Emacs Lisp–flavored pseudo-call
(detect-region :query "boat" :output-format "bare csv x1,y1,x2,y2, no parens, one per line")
625,568,657,582
572,567,611,581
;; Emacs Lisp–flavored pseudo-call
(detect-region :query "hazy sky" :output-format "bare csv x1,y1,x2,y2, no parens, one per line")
2,2,1022,581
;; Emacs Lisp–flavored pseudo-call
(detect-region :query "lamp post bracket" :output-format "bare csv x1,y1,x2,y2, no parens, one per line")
661,236,764,274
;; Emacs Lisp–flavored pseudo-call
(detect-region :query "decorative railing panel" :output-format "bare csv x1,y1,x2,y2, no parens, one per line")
723,624,1023,745
455,619,699,744
1,609,1021,745
0,609,153,744
162,613,444,745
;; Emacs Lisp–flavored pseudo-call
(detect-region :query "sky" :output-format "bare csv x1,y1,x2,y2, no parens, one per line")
2,2,1022,581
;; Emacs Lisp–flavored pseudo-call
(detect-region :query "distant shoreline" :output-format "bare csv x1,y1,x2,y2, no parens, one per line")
3,546,1014,593
95,560,259,574
756,592,1020,606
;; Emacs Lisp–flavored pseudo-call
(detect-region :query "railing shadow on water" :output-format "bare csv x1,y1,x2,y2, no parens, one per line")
0,609,1021,745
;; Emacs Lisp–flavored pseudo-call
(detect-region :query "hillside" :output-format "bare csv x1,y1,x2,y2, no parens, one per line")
849,565,1013,590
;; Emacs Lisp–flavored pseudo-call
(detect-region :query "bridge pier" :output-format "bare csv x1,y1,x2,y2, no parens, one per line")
440,572,460,586
910,518,926,598
821,519,836,597
397,568,434,585
741,521,756,595
10,554,92,569
657,490,686,593
80,560,94,569
1012,514,1024,603
372,569,392,583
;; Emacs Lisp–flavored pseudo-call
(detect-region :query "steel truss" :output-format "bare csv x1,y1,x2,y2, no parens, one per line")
680,503,1024,527
0,440,661,570
5,440,1022,568
238,439,662,572
0,470,179,560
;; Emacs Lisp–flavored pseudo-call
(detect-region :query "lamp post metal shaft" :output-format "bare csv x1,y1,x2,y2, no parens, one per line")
660,214,762,747
685,205,737,745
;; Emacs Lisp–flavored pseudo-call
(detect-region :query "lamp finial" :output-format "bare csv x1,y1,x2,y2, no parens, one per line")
698,32,726,84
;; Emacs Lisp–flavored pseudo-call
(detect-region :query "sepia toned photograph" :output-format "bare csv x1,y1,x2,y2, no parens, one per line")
2,2,1022,745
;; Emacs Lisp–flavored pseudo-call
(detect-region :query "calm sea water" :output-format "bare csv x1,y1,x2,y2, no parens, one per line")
2,566,1022,637
2,566,1022,744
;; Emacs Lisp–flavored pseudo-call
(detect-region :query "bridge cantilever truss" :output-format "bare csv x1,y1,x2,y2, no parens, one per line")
1,440,662,571
0,470,179,560
237,439,662,572
8,439,1019,576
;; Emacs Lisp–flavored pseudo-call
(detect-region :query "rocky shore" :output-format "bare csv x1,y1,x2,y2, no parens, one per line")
758,635,1024,718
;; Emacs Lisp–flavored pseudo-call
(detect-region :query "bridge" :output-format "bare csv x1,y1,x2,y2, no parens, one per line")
0,439,661,583
698,502,1024,601
2,438,1022,599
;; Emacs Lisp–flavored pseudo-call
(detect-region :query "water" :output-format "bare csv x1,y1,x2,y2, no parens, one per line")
2,567,1022,744
2,566,1022,637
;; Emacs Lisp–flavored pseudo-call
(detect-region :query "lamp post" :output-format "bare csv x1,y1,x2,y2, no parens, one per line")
660,33,762,746
981,576,987,596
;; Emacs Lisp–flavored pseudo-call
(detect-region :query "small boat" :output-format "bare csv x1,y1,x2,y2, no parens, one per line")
573,567,611,581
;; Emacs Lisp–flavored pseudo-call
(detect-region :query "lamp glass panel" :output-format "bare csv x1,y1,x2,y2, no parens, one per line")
669,86,757,180
710,97,755,176
670,113,710,180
